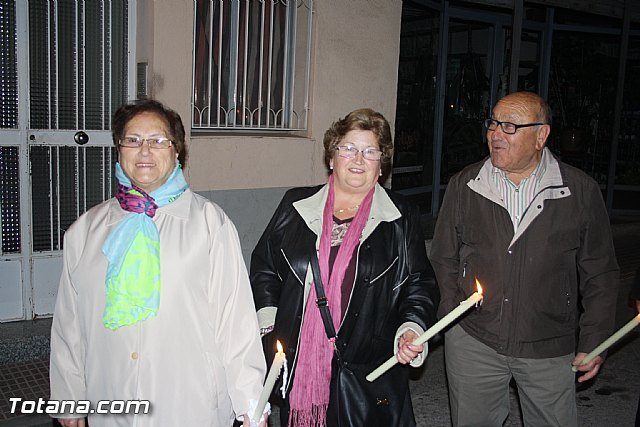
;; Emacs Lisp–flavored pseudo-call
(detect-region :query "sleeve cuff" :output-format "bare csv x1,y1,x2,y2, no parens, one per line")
257,307,277,330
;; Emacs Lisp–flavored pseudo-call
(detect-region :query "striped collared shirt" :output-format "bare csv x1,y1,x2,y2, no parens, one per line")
492,149,549,230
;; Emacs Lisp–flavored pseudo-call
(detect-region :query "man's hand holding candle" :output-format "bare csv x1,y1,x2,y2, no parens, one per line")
572,353,604,383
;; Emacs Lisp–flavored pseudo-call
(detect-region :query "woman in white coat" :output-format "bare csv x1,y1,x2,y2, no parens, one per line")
50,99,267,427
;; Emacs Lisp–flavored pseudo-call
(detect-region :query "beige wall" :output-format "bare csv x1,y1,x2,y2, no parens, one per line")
137,0,402,192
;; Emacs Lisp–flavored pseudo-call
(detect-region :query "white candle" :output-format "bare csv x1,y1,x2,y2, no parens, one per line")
572,313,640,372
253,340,286,423
367,281,483,382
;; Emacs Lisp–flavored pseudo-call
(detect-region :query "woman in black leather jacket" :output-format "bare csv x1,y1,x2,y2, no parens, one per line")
250,108,439,427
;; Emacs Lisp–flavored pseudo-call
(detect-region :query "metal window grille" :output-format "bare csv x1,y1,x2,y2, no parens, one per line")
28,0,128,131
25,0,128,252
192,0,313,131
0,0,18,129
30,146,117,252
0,147,21,254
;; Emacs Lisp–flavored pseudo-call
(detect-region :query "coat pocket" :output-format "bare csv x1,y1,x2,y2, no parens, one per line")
369,256,399,288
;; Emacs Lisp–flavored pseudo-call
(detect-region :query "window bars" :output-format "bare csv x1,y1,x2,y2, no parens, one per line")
192,0,313,131
30,146,117,252
0,0,18,129
0,147,20,254
28,0,128,131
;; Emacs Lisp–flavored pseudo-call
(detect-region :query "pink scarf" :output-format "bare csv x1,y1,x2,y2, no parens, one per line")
288,175,375,427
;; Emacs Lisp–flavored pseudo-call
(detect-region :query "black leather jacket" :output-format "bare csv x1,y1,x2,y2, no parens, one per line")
250,184,439,426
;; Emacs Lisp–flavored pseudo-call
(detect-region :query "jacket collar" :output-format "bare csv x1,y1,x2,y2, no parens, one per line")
536,147,564,189
468,148,571,248
468,147,565,205
106,188,193,226
293,182,401,240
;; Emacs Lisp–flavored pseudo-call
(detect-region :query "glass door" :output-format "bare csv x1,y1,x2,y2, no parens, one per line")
0,0,131,321
392,2,440,213
440,19,493,185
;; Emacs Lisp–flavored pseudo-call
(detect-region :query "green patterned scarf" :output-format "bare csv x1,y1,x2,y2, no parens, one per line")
101,163,188,330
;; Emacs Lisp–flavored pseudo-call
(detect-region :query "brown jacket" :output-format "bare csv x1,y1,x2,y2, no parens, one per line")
430,150,619,358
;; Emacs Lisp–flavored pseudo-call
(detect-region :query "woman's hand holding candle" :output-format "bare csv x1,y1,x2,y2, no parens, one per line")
397,330,423,365
242,414,267,427
367,280,484,382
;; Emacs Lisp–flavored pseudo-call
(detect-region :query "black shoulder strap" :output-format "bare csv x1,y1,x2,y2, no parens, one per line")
309,253,337,340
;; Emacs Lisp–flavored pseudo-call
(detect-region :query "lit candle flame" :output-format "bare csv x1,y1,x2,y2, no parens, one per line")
475,278,483,294
276,340,283,353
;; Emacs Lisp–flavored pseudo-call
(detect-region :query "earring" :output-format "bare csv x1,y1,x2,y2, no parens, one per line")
329,162,334,170
379,169,383,177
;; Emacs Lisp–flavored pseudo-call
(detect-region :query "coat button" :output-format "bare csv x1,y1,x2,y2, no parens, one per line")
131,352,139,360
364,277,370,283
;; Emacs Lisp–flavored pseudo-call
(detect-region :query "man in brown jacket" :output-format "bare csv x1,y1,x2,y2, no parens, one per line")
430,91,619,427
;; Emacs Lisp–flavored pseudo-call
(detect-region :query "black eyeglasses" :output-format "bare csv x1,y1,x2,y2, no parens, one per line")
483,119,544,135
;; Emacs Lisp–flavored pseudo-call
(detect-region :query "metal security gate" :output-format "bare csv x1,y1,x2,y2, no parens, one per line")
0,0,133,321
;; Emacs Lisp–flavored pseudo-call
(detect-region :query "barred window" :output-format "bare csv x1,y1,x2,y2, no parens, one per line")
192,0,313,131
0,0,18,129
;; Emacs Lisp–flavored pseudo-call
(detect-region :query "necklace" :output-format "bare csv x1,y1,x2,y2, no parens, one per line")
334,204,360,214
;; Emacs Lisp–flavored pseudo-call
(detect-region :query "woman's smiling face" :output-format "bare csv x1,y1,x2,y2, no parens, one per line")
118,111,178,193
330,129,381,196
